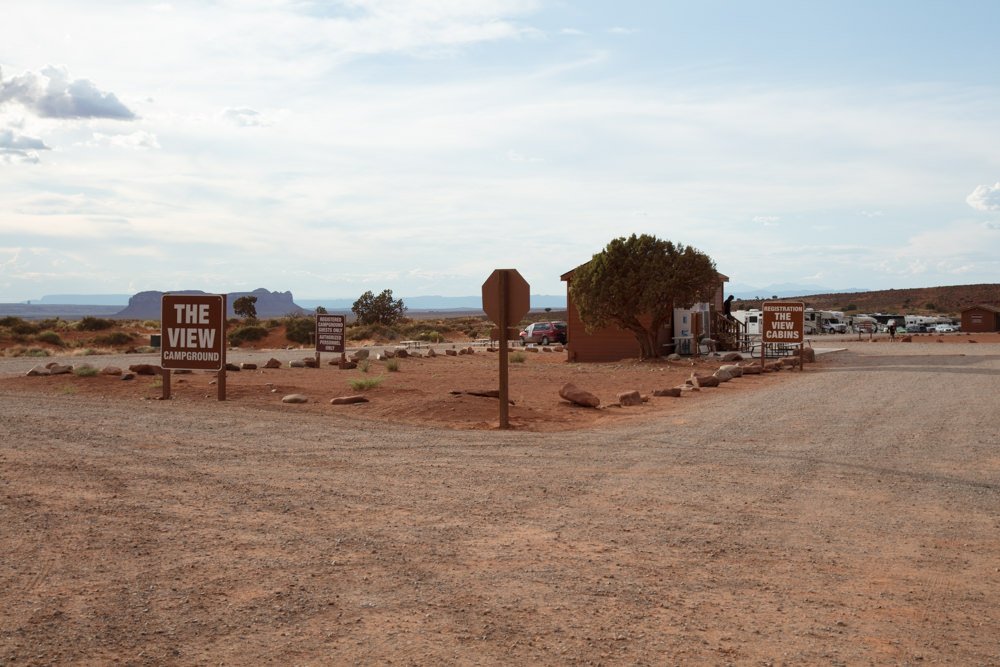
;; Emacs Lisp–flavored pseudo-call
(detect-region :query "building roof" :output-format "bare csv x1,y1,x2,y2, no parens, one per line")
961,303,1000,314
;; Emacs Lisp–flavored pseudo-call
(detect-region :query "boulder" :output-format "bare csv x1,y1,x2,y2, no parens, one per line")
264,358,282,369
330,395,370,405
26,365,51,377
740,364,762,375
225,363,241,371
617,390,643,407
128,364,161,375
47,364,73,375
281,394,309,404
526,347,540,353
722,352,744,362
120,372,135,381
719,364,742,378
713,368,734,382
445,349,458,357
553,345,565,352
900,336,913,343
101,366,122,375
289,360,306,368
687,374,720,388
426,348,437,358
801,347,816,363
338,360,357,369
666,353,682,362
302,357,319,368
559,383,601,408
172,369,192,375
350,349,370,362
241,362,258,370
653,387,682,398
395,348,409,358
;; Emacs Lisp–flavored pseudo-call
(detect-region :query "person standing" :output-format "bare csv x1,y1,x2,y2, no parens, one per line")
724,294,735,321
888,320,897,341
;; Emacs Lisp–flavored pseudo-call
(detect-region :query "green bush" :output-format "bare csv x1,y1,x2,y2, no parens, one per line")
349,376,383,391
74,365,99,377
35,330,65,346
93,332,134,346
11,321,41,335
229,325,269,346
347,323,397,342
284,315,314,344
358,359,371,373
385,358,400,372
77,316,115,331
510,352,526,363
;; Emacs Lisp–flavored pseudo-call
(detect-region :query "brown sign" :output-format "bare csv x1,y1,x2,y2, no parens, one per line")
762,301,805,344
316,314,346,353
481,269,531,326
161,294,226,370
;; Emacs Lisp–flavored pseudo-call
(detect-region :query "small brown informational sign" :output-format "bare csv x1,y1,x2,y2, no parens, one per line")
316,314,346,353
161,294,226,371
762,301,805,343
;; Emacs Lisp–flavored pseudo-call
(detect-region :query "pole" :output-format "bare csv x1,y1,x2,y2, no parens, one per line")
161,367,171,400
218,294,227,401
498,270,510,429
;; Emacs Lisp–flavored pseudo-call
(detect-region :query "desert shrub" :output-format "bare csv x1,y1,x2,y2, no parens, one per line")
349,376,383,391
35,330,65,346
77,316,115,331
0,316,27,329
11,321,41,335
283,315,314,344
2,346,50,358
385,358,400,372
358,359,371,373
419,330,445,343
510,352,526,363
229,325,269,346
347,323,397,342
142,320,160,329
264,318,282,328
74,365,99,377
73,348,100,356
93,332,134,346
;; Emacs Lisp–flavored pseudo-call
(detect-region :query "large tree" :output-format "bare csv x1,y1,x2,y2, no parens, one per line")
351,289,406,326
232,295,258,322
569,233,719,359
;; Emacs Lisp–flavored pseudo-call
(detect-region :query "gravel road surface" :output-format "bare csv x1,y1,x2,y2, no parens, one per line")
2,341,998,664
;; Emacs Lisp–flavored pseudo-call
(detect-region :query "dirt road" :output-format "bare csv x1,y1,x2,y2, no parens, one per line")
2,342,998,664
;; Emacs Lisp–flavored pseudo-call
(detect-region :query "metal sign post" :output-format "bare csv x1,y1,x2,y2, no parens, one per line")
482,269,531,429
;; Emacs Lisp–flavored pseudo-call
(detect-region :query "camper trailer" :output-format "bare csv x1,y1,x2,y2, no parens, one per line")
804,309,847,334
731,309,762,336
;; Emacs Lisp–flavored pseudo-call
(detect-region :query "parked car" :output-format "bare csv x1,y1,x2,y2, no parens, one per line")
934,323,956,333
519,321,566,345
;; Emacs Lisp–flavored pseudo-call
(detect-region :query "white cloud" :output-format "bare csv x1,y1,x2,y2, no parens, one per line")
506,148,544,163
221,107,271,127
753,216,780,226
983,221,1000,230
966,182,1000,211
0,65,136,120
87,130,160,150
0,128,49,162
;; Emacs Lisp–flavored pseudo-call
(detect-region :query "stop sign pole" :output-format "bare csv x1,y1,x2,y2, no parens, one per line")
482,269,530,429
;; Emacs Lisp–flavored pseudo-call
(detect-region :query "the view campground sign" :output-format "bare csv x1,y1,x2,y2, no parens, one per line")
161,294,226,371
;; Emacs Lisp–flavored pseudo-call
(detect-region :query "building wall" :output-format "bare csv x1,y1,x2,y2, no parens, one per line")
961,306,1000,332
564,284,643,362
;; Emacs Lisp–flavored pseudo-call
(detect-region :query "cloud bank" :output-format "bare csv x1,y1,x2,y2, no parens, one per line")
0,66,136,120
966,182,1000,212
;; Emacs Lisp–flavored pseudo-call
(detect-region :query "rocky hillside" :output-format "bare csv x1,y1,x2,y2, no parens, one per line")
115,288,308,320
734,283,1000,315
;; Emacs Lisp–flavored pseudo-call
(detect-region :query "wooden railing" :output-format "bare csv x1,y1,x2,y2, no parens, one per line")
712,311,750,352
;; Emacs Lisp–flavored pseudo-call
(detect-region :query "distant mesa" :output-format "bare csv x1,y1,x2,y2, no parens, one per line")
114,288,308,320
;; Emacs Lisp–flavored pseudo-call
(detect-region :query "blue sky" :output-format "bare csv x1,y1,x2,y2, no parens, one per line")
2,0,999,302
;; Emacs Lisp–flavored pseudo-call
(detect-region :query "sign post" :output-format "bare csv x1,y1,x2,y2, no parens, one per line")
161,294,227,400
482,269,531,429
315,314,346,366
761,301,805,371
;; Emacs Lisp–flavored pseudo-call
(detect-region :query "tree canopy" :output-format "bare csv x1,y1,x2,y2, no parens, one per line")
569,233,719,359
232,295,258,322
351,289,406,326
